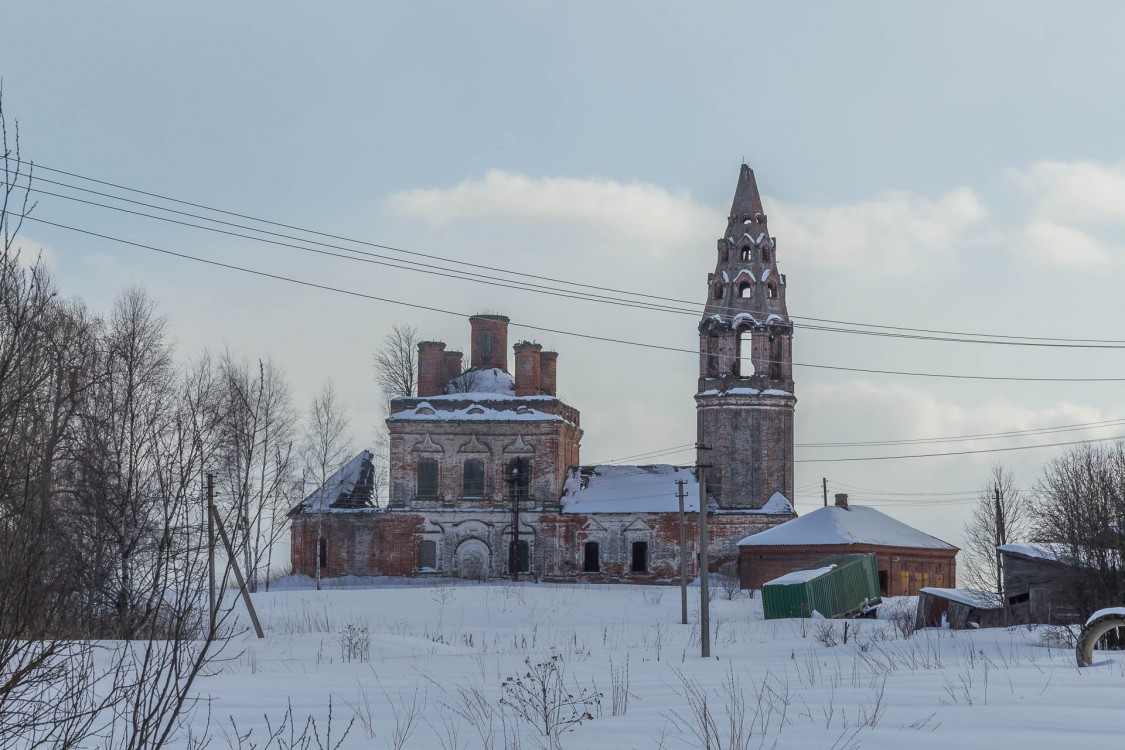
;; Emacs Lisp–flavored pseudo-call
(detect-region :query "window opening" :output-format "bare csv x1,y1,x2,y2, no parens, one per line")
583,541,600,573
462,458,484,497
317,538,327,570
738,331,754,376
417,458,438,497
738,283,752,299
766,284,777,299
761,247,771,262
507,458,531,503
631,541,648,573
713,285,723,300
481,329,492,358
509,539,530,574
740,246,751,261
418,539,437,570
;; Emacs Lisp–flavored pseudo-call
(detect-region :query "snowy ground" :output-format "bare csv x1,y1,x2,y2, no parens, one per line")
189,577,1125,749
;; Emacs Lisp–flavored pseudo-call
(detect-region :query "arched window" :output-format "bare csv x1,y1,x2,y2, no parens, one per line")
766,284,778,299
507,458,531,502
417,458,438,498
631,541,648,573
713,284,724,300
418,539,437,570
739,283,752,299
738,331,754,376
462,458,484,498
761,246,771,262
583,541,600,572
740,246,751,261
480,329,493,359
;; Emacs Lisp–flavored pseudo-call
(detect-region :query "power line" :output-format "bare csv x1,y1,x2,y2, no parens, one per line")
797,417,1125,448
19,157,1125,348
795,432,1125,463
25,214,1125,383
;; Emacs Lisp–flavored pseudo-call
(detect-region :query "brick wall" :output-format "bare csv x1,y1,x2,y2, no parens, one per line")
738,543,957,596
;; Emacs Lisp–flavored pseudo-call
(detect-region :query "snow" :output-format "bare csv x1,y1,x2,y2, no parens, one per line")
920,587,1003,609
560,464,700,513
389,401,567,423
443,367,515,396
1086,607,1125,626
997,542,1069,561
738,505,958,549
765,564,836,586
160,581,1125,750
733,268,756,283
759,490,794,514
762,268,771,281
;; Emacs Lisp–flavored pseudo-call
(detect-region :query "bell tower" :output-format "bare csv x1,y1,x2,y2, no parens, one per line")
696,164,795,509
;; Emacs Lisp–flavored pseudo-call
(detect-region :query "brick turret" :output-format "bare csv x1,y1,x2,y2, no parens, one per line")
539,351,558,396
513,342,543,396
469,315,510,371
417,341,447,397
442,350,463,384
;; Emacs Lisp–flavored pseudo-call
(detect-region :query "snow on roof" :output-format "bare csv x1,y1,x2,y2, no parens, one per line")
298,450,376,512
765,564,836,586
388,400,566,423
444,367,514,397
996,543,1069,561
737,505,957,550
560,465,700,514
920,587,1003,609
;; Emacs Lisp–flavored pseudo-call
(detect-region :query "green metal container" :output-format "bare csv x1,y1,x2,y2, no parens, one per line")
761,553,882,620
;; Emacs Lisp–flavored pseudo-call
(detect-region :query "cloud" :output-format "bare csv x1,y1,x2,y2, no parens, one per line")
9,237,52,269
385,170,720,253
1011,160,1125,225
1020,221,1114,268
767,187,988,275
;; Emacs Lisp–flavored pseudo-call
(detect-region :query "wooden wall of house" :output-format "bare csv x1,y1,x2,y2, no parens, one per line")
1001,553,1082,624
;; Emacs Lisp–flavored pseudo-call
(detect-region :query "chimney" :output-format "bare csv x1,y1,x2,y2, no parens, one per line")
417,341,446,397
834,493,849,510
539,351,558,396
469,314,510,371
442,350,463,384
513,342,543,396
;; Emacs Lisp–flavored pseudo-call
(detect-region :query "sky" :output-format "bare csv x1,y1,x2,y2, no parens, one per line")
3,1,1125,551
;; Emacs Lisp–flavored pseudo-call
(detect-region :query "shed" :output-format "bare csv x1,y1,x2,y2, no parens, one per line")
761,553,882,620
997,543,1084,624
738,494,958,596
915,587,1005,630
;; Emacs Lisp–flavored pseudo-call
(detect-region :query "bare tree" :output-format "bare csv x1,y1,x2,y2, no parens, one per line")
303,378,352,590
215,352,298,592
373,324,419,403
1033,442,1125,627
961,463,1030,595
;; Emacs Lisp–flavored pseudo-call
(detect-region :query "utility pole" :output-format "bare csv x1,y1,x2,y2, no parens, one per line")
677,478,688,625
208,504,265,639
697,444,712,658
823,477,828,508
207,473,216,635
994,484,1007,597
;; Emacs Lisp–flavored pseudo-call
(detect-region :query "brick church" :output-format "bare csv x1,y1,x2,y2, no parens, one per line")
290,165,798,581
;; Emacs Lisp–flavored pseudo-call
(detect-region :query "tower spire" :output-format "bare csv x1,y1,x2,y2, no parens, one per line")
728,163,765,225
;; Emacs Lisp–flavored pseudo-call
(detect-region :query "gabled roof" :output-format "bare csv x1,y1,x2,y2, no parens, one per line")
737,505,957,550
290,450,376,514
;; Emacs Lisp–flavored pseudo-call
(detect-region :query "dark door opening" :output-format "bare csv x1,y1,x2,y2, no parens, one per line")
878,570,888,596
631,541,648,573
583,541,600,572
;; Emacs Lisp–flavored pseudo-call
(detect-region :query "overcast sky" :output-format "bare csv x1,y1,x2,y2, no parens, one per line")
4,1,1125,550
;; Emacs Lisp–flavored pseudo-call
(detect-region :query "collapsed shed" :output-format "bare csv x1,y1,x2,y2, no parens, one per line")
915,587,1005,630
761,553,882,619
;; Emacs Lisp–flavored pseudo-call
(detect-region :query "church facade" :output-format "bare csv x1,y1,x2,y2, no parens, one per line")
289,165,798,582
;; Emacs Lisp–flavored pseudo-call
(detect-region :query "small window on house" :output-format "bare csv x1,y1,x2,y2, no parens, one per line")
740,246,751,261
583,541,600,573
631,541,648,573
766,284,777,299
418,539,437,570
417,458,438,497
481,329,492,358
317,538,327,570
739,283,752,299
463,458,484,497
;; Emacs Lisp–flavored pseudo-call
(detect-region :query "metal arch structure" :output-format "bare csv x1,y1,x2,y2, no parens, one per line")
1076,610,1125,667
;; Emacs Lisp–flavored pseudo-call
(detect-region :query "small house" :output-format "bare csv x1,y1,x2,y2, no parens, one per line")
998,543,1084,624
738,493,958,596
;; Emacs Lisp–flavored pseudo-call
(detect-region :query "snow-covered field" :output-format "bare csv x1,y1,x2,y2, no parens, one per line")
193,578,1125,749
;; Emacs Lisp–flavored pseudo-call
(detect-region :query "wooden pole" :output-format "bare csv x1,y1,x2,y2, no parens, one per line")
677,479,688,625
209,504,265,639
207,473,216,635
699,464,710,658
823,477,828,507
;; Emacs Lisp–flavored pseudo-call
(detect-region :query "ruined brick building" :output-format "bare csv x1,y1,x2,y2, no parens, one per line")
290,165,799,581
